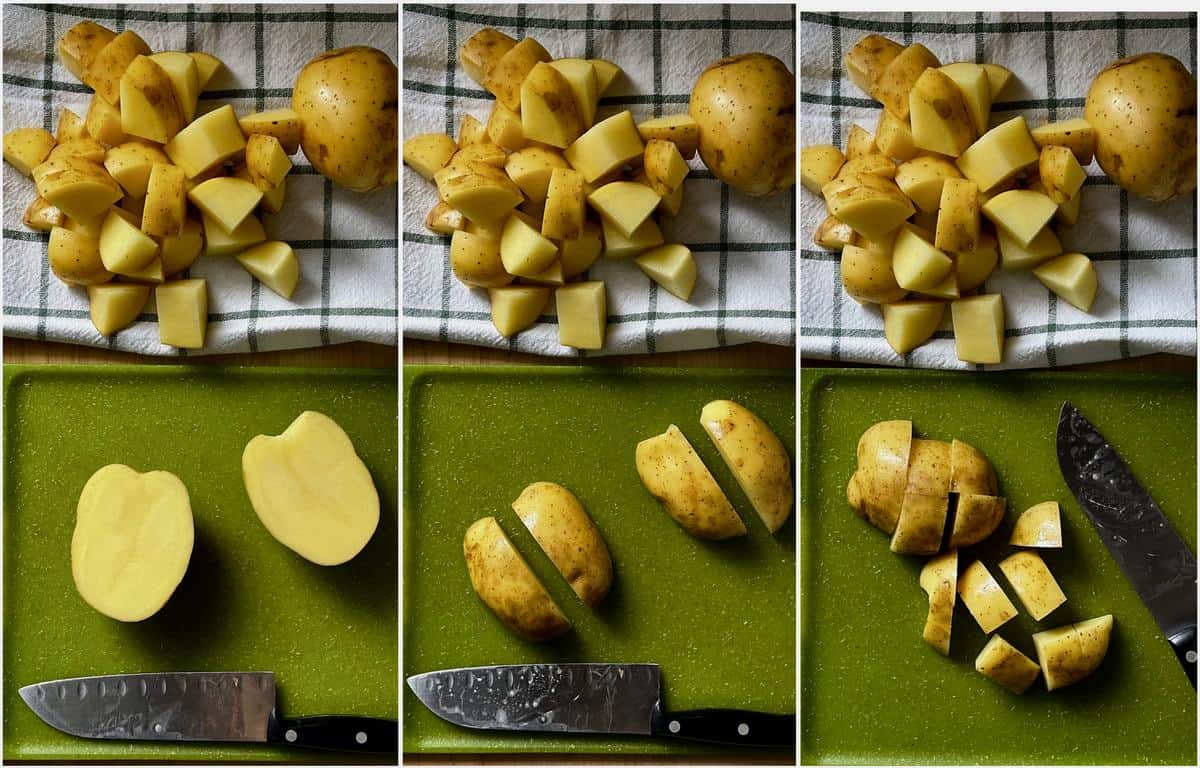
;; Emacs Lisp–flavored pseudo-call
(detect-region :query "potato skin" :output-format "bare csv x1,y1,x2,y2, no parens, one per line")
636,425,746,540
512,482,613,607
293,46,397,192
689,53,795,197
700,400,794,533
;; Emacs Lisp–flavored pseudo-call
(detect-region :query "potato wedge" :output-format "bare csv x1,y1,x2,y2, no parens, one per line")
845,124,877,159
958,560,1018,633
563,111,644,183
893,226,953,293
104,141,170,197
874,109,919,162
636,424,746,540
513,482,613,607
975,635,1041,694
873,43,940,120
840,244,907,305
542,168,586,240
849,420,913,534
245,134,292,191
555,281,607,349
934,178,979,253
1033,252,1098,312
637,114,699,160
827,185,914,243
954,232,999,292
895,155,962,213
1010,501,1062,548
949,493,1005,548
88,283,150,336
483,37,551,111
235,241,299,299
919,550,957,654
890,492,948,555
635,244,696,302
163,104,246,179
155,278,208,348
908,68,975,157
1039,145,1086,205
142,163,188,238
938,62,991,135
956,116,1040,192
4,127,56,177
239,108,303,155
58,21,116,81
521,62,583,148
459,27,517,87
999,551,1067,621
700,400,793,533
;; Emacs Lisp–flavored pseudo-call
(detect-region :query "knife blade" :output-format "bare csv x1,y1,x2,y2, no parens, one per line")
406,663,794,748
1056,401,1197,687
19,672,397,753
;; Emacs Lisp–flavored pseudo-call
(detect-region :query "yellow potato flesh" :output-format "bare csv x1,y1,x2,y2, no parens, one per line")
513,482,613,607
827,186,913,243
908,68,975,157
956,116,1039,192
156,279,208,348
547,58,599,128
997,226,1061,271
919,550,957,655
560,221,602,277
1031,118,1095,165
235,241,299,299
203,212,266,257
164,104,247,178
958,560,1018,633
520,63,582,149
635,424,746,540
938,62,992,135
895,156,962,213
700,399,793,533
87,283,150,335
459,28,517,88
949,438,998,495
555,281,607,349
602,216,663,260
542,168,585,240
4,127,56,176
874,109,918,162
800,144,846,194
954,232,999,292
840,244,907,305
99,209,159,274
951,294,1005,364
1010,501,1063,547
48,226,112,286
637,113,699,160
587,181,660,239
246,134,292,191
975,635,1040,694
119,56,185,144
1033,252,1098,313
188,177,264,233
161,217,204,275
999,551,1067,621
635,244,697,301
488,286,550,337
892,227,953,292
239,108,302,155
148,51,200,122
189,52,224,90
500,213,558,277
882,300,944,355
142,163,187,238
564,111,644,183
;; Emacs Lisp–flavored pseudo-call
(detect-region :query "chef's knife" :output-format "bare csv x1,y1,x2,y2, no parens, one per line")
19,672,397,753
1056,401,1197,687
407,663,794,748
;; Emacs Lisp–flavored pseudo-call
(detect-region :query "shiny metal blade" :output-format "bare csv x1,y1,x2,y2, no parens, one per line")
19,672,276,742
406,663,662,736
1057,402,1197,638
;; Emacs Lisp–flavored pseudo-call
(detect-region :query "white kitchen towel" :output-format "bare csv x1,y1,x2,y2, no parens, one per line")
801,12,1198,369
402,4,796,357
2,4,398,355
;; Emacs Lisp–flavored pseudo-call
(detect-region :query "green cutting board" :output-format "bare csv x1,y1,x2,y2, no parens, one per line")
3,365,398,763
800,369,1197,765
403,366,796,757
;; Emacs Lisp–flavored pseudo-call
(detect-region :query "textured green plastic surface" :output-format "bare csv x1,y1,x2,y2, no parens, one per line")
800,369,1197,766
403,366,796,756
3,365,398,763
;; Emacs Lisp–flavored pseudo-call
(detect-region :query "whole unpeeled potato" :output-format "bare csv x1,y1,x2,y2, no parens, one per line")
689,53,795,197
292,46,398,192
1085,52,1196,202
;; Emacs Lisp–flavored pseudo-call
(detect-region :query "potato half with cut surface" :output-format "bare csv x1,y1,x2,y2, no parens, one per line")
890,492,948,555
958,560,1018,633
700,400,793,533
513,482,613,608
848,419,913,534
949,493,1005,548
636,424,746,540
1033,615,1114,691
976,635,1041,694
919,550,957,654
1000,551,1067,621
1011,501,1063,547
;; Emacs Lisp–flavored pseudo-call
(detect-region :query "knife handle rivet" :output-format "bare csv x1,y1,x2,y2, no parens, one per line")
668,720,681,734
738,723,750,736
355,731,368,744
1187,651,1197,663
285,729,298,743
153,723,163,734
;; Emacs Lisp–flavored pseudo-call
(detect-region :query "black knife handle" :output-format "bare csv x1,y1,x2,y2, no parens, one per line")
1168,626,1197,689
269,715,397,753
658,709,795,748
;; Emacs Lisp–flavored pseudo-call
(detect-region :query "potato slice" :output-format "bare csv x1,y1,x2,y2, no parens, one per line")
956,116,1040,192
1033,252,1098,312
602,216,663,260
949,439,997,496
958,560,1018,633
489,285,549,336
934,178,979,253
997,226,1062,271
949,493,1005,548
142,163,188,238
975,635,1041,694
1031,118,1095,165
484,37,551,111
513,482,613,607
636,424,746,540
643,139,689,196
450,230,511,288
700,400,793,533
161,217,203,276
1039,145,1086,205
892,227,953,292
635,244,696,301
873,43,940,120
156,279,208,348
120,55,186,144
542,168,586,240
459,28,518,87
520,62,583,148
84,30,152,105
919,550,957,654
882,300,944,355
938,62,992,135
890,492,948,555
908,68,975,157
236,241,299,299
637,114,699,160
99,209,159,274
874,109,919,162
800,144,846,194
560,220,603,277
58,21,116,81
556,281,607,349
999,551,1067,621
954,232,999,292
72,464,193,622
849,420,913,534
547,59,600,129
1033,615,1113,691
203,212,266,257
564,111,644,183
951,294,1005,364
1011,501,1063,548
840,244,908,305
164,104,247,178
48,226,112,285
844,34,904,97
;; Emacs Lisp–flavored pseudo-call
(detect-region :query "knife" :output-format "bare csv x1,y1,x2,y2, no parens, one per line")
19,671,397,753
406,663,794,748
1056,401,1197,687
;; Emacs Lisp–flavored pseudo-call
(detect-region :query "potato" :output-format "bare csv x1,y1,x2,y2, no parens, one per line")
3,127,56,176
463,516,571,642
48,226,113,285
155,279,208,347
541,168,585,240
485,101,526,151
643,139,689,196
522,260,564,287
800,144,846,194
460,28,518,87
983,189,1058,247
555,281,606,349
981,63,1014,99
243,411,379,565
85,94,126,146
938,63,991,135
958,560,1018,633
23,197,63,232
954,232,999,292
636,424,746,540
589,58,622,94
236,241,299,299
238,109,303,155
425,201,464,235
874,110,919,162
483,37,551,111
701,400,793,533
1011,501,1062,548
1086,53,1195,201
47,137,107,165
164,104,246,178
72,464,193,622
997,226,1061,271
87,283,150,335
587,181,659,238
909,69,975,157
149,51,200,122
1038,145,1086,205
844,34,903,97
500,213,558,278
104,141,169,197
160,217,203,275
814,215,855,251
1031,118,1095,165
447,143,507,171
835,154,896,180
845,124,877,159
637,114,699,160
189,52,224,90
840,244,907,305
822,172,903,206
890,492,948,555
882,300,944,355
848,420,912,534
949,493,1005,548
449,230,511,288
919,550,956,655
56,108,88,144
1033,252,1098,312
956,116,1039,192
512,482,612,607
904,438,950,498
999,551,1066,621
827,186,913,243
892,226,952,293
547,59,600,128
934,178,979,253
489,286,550,336
873,43,940,120
560,220,602,277
441,163,524,225
1033,615,1113,691
504,147,568,202
635,244,696,302
520,63,583,149
203,212,265,257
83,30,152,105
245,134,291,191
564,111,644,183
37,158,123,222
98,209,158,274
603,216,663,260
142,163,188,238
951,294,1005,364
119,257,164,285
949,438,997,496
292,46,398,192
689,53,794,196
975,635,1041,694
895,156,962,212
916,272,959,301
58,21,116,81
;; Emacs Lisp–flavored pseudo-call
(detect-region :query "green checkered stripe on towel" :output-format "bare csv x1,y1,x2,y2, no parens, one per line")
800,12,1197,369
2,3,399,356
402,3,796,357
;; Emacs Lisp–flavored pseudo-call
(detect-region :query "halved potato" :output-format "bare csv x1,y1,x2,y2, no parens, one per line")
700,400,793,533
958,559,1018,633
949,493,1005,548
975,635,1040,694
512,482,612,607
1011,501,1063,548
919,550,957,655
636,424,746,540
1033,615,1113,691
999,551,1067,621
848,419,913,534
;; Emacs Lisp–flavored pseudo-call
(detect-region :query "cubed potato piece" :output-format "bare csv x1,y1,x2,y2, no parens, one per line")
142,163,188,238
58,21,116,81
814,215,856,250
589,58,622,94
488,285,550,337
892,226,953,292
827,186,914,243
84,30,151,105
85,94,126,146
1011,501,1063,548
603,216,663,260
1039,145,1086,205
235,241,299,299
915,270,959,301
119,56,186,143
156,279,208,348
635,244,696,301
148,51,200,122
56,108,89,143
909,69,975,157
844,34,904,96
958,560,1018,633
118,257,165,284
559,220,602,277
547,58,599,128
1000,551,1067,621
975,635,1041,694
447,143,507,171
541,168,586,240
459,27,518,87
895,156,962,212
556,281,607,349
840,243,908,304
636,113,699,159
403,133,456,181
189,52,225,90
238,108,302,154
934,178,979,253
160,217,203,275
981,63,1014,99
800,144,846,194
563,111,644,183
483,37,551,111
882,300,944,355
98,208,159,274
504,147,569,202
164,105,247,178
938,62,992,135
520,63,583,149
46,138,106,164
87,283,150,335
425,201,465,235
890,492,948,555
1033,252,1098,312
440,164,523,225
873,43,940,120
230,161,286,214
955,232,999,291
500,213,559,277
845,124,877,159
983,189,1057,246
485,101,526,151
952,294,1005,364
245,134,291,191
874,109,919,162
949,493,1005,548
203,212,265,257
104,141,170,197
956,116,1040,192
643,139,689,196
1031,118,1095,165
450,230,511,287
998,226,1062,271
4,127,56,176
587,181,660,238
519,259,563,286
36,158,123,221
48,226,113,285
835,154,896,180
23,197,63,231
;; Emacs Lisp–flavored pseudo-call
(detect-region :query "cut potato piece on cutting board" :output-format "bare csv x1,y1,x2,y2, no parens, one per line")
556,281,606,349
938,62,991,135
890,492,948,555
849,419,913,534
841,244,908,305
1031,118,1095,165
950,438,998,496
908,68,975,157
998,226,1062,271
489,285,549,336
906,438,951,498
983,190,1058,247
87,283,150,336
999,551,1067,620
1033,252,1098,312
700,399,793,533
919,550,957,655
976,635,1041,694
156,279,208,348
235,241,299,299
636,424,746,540
882,300,944,355
635,244,696,301
243,411,380,566
958,560,1018,633
893,227,953,292
949,493,1005,548
952,294,1005,364
956,116,1040,192
1011,501,1063,547
512,482,612,607
72,464,194,622
1033,615,1113,691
